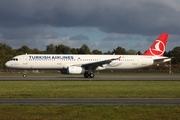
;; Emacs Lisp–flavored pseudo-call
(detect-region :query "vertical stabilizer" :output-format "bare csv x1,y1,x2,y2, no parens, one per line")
142,33,168,56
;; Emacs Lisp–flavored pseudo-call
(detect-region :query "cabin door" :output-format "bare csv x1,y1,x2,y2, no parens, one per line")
23,56,28,65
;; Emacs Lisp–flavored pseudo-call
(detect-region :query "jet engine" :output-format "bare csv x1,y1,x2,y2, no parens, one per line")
61,66,85,74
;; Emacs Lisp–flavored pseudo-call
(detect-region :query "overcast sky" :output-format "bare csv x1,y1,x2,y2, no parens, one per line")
0,0,180,53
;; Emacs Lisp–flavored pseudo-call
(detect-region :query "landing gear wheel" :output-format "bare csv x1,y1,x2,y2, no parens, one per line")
89,73,95,78
23,74,27,78
84,72,95,78
84,72,89,78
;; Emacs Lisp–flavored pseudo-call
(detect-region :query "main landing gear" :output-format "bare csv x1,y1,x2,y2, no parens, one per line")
84,71,95,78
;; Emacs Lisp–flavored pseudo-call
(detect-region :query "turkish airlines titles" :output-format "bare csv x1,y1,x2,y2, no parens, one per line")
29,55,74,60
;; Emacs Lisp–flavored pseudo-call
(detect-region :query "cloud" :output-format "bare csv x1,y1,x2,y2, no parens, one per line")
0,27,60,40
102,33,134,41
69,34,89,41
0,0,180,52
0,0,180,35
0,27,62,49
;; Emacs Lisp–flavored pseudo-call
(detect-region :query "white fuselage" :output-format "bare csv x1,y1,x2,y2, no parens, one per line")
5,54,169,70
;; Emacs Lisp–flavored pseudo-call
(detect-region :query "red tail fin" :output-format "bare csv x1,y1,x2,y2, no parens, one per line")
142,33,168,56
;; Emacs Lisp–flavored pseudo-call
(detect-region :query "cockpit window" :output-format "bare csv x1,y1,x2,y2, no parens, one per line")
11,58,18,61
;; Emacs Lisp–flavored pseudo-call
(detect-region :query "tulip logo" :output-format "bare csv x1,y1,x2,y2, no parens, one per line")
149,40,165,56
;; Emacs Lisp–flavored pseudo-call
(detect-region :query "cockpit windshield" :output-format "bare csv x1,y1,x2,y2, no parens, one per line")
11,58,18,61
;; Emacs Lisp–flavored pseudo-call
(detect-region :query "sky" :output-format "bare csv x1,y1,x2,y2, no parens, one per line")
0,0,180,53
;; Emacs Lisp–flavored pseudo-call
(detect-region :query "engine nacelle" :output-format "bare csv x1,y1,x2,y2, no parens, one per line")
61,66,85,74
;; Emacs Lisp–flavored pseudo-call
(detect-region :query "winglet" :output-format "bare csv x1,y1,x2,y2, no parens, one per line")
142,33,168,56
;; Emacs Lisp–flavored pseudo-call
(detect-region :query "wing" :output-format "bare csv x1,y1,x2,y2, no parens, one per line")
79,58,117,70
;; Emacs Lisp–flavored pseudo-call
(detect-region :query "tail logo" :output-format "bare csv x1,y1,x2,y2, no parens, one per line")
149,40,165,56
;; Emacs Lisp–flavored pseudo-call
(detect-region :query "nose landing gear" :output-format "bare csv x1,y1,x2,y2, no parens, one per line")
23,70,27,78
23,73,27,78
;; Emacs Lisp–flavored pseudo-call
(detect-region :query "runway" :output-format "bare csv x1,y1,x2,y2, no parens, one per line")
1,75,180,81
0,98,180,105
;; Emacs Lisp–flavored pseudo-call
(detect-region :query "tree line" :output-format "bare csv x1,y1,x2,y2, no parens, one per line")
1,42,180,71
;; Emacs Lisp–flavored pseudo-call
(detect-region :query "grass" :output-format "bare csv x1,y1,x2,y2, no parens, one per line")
0,105,180,120
0,81,180,98
1,76,180,119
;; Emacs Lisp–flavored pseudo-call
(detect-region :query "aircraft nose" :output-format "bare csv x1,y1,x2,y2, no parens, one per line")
5,61,10,68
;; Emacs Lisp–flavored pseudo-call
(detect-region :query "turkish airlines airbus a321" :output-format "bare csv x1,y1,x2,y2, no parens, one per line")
5,33,171,78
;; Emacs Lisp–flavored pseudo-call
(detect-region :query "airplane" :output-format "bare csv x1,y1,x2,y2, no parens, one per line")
5,33,171,78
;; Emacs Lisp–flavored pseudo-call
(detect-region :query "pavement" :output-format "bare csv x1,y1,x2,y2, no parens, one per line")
0,98,180,105
0,75,180,81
